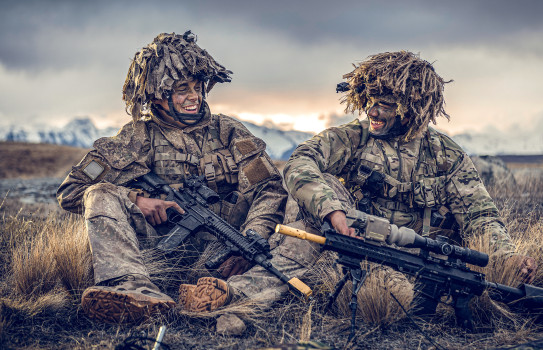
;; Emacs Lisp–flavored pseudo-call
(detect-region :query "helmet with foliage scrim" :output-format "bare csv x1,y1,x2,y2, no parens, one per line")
340,51,451,141
122,31,232,122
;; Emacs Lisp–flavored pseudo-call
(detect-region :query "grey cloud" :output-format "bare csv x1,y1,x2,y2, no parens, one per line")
2,0,543,73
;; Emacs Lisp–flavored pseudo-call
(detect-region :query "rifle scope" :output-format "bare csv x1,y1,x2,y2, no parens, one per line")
409,234,489,267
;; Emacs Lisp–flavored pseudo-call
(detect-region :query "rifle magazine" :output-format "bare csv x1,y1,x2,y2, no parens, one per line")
288,277,313,301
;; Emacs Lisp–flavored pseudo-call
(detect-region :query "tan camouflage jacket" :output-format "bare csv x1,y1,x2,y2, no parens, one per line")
57,104,287,239
284,118,515,256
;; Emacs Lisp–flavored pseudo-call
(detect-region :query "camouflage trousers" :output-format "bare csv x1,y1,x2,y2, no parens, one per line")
82,182,321,305
83,182,216,285
228,174,414,310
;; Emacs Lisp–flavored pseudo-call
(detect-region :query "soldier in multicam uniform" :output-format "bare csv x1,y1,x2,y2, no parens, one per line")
56,32,290,329
283,51,537,308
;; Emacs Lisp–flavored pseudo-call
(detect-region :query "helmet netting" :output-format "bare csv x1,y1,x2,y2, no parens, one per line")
342,51,451,141
122,31,232,121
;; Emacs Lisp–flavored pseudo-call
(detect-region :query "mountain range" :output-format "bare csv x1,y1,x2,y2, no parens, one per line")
0,118,312,161
1,117,542,159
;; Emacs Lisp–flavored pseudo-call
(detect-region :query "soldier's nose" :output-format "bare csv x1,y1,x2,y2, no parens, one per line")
368,106,379,117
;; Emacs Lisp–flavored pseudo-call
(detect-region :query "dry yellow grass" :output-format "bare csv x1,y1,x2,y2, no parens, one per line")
1,166,543,348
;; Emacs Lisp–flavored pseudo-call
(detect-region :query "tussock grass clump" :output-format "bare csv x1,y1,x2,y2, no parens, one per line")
0,204,93,345
8,213,93,298
306,252,413,327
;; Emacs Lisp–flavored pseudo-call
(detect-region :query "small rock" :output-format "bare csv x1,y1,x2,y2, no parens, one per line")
215,314,246,336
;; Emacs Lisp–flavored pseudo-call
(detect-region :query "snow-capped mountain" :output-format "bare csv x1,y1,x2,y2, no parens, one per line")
449,130,543,156
0,118,119,148
241,122,312,160
2,117,542,158
0,117,313,160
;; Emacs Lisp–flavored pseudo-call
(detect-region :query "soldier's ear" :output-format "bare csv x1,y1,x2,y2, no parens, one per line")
152,98,168,109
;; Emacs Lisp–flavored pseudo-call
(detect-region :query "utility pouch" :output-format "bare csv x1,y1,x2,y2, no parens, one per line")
354,165,385,212
220,191,249,229
430,209,456,230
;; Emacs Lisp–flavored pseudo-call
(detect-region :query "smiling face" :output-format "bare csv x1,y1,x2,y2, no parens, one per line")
365,99,407,137
155,78,203,115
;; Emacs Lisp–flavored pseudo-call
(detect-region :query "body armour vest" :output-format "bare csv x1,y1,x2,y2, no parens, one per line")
147,117,249,229
341,127,463,236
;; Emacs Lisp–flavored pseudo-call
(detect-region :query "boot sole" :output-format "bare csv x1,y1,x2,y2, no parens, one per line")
82,287,176,324
180,277,232,312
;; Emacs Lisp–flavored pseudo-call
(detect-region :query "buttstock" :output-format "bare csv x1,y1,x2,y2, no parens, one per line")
275,224,326,245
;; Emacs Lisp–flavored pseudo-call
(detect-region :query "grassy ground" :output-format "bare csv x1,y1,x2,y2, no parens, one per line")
0,142,88,179
1,142,543,349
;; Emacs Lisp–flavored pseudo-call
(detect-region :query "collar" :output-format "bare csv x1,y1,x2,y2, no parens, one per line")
150,101,212,132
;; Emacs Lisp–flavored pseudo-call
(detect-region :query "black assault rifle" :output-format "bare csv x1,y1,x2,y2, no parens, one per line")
130,172,312,300
276,212,543,337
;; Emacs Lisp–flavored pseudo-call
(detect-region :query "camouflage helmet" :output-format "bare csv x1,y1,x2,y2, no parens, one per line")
341,51,451,141
122,31,232,121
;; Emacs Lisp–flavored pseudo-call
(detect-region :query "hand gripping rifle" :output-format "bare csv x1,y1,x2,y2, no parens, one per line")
275,210,543,337
130,171,312,300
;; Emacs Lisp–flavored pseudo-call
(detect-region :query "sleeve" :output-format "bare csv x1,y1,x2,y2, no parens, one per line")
56,122,151,214
220,115,288,240
283,120,363,222
442,136,516,258
57,150,120,213
238,151,288,240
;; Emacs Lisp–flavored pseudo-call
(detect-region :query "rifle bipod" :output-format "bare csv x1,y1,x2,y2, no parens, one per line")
325,262,368,340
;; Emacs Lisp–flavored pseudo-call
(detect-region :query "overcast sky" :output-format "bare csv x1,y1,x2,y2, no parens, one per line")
1,0,543,136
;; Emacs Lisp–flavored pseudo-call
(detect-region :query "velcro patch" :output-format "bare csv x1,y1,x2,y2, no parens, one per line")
235,139,257,155
242,157,272,186
82,160,105,181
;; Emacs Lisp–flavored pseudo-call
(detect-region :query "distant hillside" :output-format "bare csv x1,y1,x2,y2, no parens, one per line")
0,142,89,179
0,118,119,148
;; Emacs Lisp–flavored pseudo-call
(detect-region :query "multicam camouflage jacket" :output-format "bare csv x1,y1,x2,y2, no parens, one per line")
57,103,287,239
284,118,516,256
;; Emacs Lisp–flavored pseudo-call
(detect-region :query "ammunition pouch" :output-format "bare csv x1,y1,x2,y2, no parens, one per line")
352,164,385,213
220,191,249,229
430,208,457,231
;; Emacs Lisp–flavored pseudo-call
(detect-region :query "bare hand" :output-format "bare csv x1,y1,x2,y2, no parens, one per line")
325,210,357,238
506,255,538,283
217,256,252,279
135,196,184,226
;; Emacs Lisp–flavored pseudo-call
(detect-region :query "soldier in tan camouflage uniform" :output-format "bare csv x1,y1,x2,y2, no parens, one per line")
283,51,537,309
57,32,291,328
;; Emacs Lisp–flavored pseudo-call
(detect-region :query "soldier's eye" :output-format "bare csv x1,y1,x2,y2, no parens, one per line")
378,103,394,111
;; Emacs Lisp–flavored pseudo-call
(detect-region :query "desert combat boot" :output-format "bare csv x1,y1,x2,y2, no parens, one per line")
81,274,175,324
178,277,234,312
179,277,246,335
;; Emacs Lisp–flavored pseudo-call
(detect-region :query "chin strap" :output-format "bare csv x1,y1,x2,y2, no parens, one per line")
152,96,206,126
163,94,206,126
370,115,409,140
